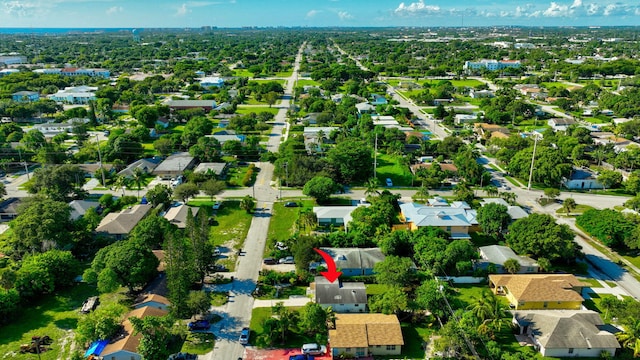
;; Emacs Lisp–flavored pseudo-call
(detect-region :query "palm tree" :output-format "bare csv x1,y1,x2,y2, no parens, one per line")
562,198,577,215
484,185,499,198
239,195,255,213
592,147,606,167
112,175,129,197
365,178,380,198
617,319,640,358
467,291,511,339
132,167,145,198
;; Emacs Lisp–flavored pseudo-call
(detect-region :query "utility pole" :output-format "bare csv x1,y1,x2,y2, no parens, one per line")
527,133,539,191
96,135,106,188
373,133,378,178
284,162,289,187
18,148,29,181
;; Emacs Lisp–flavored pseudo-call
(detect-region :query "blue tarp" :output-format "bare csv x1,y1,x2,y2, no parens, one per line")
84,340,108,357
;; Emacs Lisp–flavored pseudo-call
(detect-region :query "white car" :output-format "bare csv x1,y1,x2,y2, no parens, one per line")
279,256,294,264
213,247,221,257
302,343,327,356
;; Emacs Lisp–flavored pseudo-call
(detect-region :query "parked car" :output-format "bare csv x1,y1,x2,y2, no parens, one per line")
279,256,294,264
188,320,210,331
213,247,221,256
284,201,298,207
263,257,277,265
168,352,197,360
212,202,222,210
385,178,393,187
290,355,314,360
208,264,228,272
275,241,288,251
239,327,250,345
301,343,327,356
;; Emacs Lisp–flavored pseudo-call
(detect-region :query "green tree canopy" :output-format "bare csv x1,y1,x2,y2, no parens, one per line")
26,164,86,201
506,213,580,263
10,198,73,255
476,203,511,237
303,176,338,204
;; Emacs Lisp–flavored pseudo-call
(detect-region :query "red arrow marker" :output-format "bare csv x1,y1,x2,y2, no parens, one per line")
314,248,342,283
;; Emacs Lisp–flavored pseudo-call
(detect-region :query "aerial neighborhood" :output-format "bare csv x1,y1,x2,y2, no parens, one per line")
2,25,640,360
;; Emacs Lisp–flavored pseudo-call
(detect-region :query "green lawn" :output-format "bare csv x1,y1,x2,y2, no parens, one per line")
583,292,619,321
226,165,251,187
233,69,254,77
540,82,572,89
235,106,279,115
181,332,215,355
267,202,301,242
254,286,307,300
451,284,510,309
248,79,286,86
210,291,229,307
375,153,413,187
365,284,391,296
186,200,253,250
579,277,604,288
296,79,320,87
0,284,126,360
421,79,484,88
275,71,293,77
555,204,594,215
249,307,310,348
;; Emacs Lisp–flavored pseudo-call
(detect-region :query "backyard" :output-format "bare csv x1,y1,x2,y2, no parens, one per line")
375,153,413,187
0,284,126,360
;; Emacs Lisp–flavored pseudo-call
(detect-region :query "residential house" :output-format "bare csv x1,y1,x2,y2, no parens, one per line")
489,274,585,310
303,126,337,154
513,310,620,358
32,122,76,136
0,55,26,65
356,102,375,115
469,89,495,99
313,206,365,231
68,200,99,221
474,123,510,141
410,163,458,177
206,134,246,146
163,204,199,229
399,201,477,239
463,59,521,72
370,94,388,105
95,204,152,239
152,152,196,180
133,294,171,312
0,69,19,78
12,91,39,102
329,313,404,357
199,76,224,88
592,132,640,153
118,157,162,178
98,306,168,360
302,112,323,125
48,86,97,104
548,118,576,132
480,198,529,221
314,247,387,276
0,197,21,222
476,245,539,274
193,162,229,178
562,168,603,190
34,68,110,78
313,276,367,313
166,100,217,111
455,113,478,125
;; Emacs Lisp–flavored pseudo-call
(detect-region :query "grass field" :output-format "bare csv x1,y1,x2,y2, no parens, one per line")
236,106,279,115
375,153,413,187
421,79,484,88
365,284,390,296
266,200,316,242
181,332,215,355
186,200,253,250
0,284,126,360
555,204,594,215
226,165,252,187
540,82,572,89
579,277,604,288
249,306,310,348
233,69,254,77
248,79,286,86
295,79,320,87
275,71,293,77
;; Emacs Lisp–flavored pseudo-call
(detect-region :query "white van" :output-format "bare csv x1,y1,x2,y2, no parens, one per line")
301,343,327,355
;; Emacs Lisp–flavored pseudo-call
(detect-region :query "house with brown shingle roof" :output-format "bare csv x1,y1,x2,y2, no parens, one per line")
99,306,168,360
95,204,152,239
489,274,585,310
133,294,171,312
329,313,404,357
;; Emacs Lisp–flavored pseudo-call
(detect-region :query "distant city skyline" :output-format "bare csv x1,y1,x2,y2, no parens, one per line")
0,0,639,28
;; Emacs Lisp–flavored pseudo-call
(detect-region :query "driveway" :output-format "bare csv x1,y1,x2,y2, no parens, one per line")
244,346,332,360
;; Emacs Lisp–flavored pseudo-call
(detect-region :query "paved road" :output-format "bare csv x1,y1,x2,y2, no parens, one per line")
204,42,306,360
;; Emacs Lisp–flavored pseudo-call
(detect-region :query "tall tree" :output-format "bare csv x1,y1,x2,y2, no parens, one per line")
240,195,255,213
10,198,73,255
164,228,193,317
26,164,86,201
146,184,173,209
130,315,175,360
476,203,511,237
373,256,415,287
173,183,199,203
303,176,338,204
187,209,212,285
368,285,408,315
506,213,579,263
131,167,145,198
562,198,577,215
202,179,225,201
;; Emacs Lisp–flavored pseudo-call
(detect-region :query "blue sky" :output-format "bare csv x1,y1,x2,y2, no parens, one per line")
1,0,639,28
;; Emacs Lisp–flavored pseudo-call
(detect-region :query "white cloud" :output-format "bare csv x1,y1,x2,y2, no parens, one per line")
306,9,319,18
542,2,572,17
176,3,190,16
337,10,353,20
1,1,38,16
570,0,582,9
106,5,122,15
394,0,441,15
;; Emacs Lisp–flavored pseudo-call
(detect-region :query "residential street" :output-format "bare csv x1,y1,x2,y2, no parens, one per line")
201,42,306,360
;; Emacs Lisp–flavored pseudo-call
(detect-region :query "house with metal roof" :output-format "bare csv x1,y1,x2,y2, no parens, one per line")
513,310,620,358
193,162,229,178
313,206,365,232
489,274,586,310
329,313,404,357
399,201,477,239
313,247,387,276
152,152,196,180
312,276,367,313
480,198,529,220
476,245,539,274
12,91,39,102
118,157,163,178
68,200,99,221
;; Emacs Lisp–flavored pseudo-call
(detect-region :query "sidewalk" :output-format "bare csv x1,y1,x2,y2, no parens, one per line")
253,296,312,308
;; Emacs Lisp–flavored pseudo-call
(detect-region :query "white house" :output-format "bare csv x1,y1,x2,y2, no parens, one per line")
477,245,539,273
548,118,576,132
455,114,478,125
513,310,620,358
313,205,367,231
48,86,97,104
562,169,603,190
200,76,224,88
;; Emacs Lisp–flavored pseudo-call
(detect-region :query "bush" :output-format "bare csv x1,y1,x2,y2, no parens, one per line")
576,209,636,249
242,164,256,187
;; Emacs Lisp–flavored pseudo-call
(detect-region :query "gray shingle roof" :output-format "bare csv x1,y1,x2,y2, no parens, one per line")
319,247,386,270
314,276,367,305
514,310,620,350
